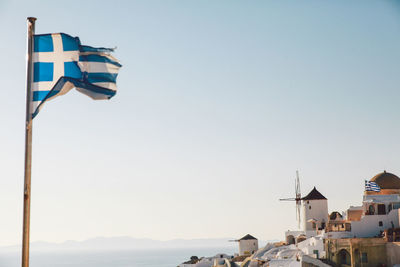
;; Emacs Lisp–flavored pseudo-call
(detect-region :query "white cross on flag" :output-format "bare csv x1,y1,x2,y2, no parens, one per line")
32,32,121,118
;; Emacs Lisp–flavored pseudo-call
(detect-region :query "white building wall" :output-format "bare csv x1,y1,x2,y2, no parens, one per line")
350,208,400,237
239,239,258,256
301,199,328,232
269,259,301,267
325,209,400,239
305,230,320,238
297,237,325,259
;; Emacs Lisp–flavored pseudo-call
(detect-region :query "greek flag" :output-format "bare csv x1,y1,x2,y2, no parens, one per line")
32,33,121,118
365,180,381,192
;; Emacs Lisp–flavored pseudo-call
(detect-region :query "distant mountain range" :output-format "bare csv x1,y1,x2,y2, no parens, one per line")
0,237,276,252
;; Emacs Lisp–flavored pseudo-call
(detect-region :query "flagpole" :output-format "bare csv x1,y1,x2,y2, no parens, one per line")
22,16,36,267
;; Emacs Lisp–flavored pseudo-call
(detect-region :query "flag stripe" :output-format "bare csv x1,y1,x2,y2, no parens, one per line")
92,82,117,91
33,91,49,101
86,72,118,83
365,180,381,192
79,54,121,67
79,62,120,74
33,90,60,101
80,45,115,53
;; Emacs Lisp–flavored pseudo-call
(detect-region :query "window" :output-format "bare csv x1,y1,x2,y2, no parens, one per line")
379,221,383,227
339,249,351,265
378,204,386,215
309,206,311,210
361,252,368,263
368,205,375,215
313,250,319,259
312,222,316,229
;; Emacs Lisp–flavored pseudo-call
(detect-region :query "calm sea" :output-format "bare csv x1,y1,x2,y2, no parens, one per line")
0,247,237,267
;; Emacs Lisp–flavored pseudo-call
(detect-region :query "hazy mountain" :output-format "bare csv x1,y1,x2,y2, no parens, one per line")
1,236,256,252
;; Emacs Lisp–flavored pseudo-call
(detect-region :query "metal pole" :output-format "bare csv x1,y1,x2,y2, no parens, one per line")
22,16,36,267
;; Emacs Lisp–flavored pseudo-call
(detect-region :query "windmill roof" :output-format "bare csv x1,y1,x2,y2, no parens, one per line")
239,234,257,240
302,187,327,200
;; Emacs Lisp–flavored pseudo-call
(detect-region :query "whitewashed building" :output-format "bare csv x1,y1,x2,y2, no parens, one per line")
285,187,329,243
301,187,329,235
237,234,258,256
326,171,400,239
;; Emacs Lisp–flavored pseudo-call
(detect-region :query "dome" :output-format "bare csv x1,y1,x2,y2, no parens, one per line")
370,171,400,189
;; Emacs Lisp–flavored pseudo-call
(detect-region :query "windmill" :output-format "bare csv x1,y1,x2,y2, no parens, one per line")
279,170,302,229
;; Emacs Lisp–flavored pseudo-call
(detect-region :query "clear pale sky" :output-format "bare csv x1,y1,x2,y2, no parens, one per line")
0,0,400,246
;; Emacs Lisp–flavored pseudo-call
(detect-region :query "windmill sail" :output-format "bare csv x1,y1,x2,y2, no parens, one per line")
295,171,301,228
279,171,302,229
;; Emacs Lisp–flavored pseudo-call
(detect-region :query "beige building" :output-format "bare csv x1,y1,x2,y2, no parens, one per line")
324,172,400,266
325,237,400,267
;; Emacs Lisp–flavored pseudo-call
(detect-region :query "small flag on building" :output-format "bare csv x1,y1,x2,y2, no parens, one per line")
32,33,121,118
365,180,381,192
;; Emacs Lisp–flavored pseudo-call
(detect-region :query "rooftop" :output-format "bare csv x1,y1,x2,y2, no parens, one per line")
239,234,257,240
302,187,327,200
370,171,400,190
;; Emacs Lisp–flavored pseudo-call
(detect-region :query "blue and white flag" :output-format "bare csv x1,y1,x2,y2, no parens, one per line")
32,33,121,118
365,180,381,192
